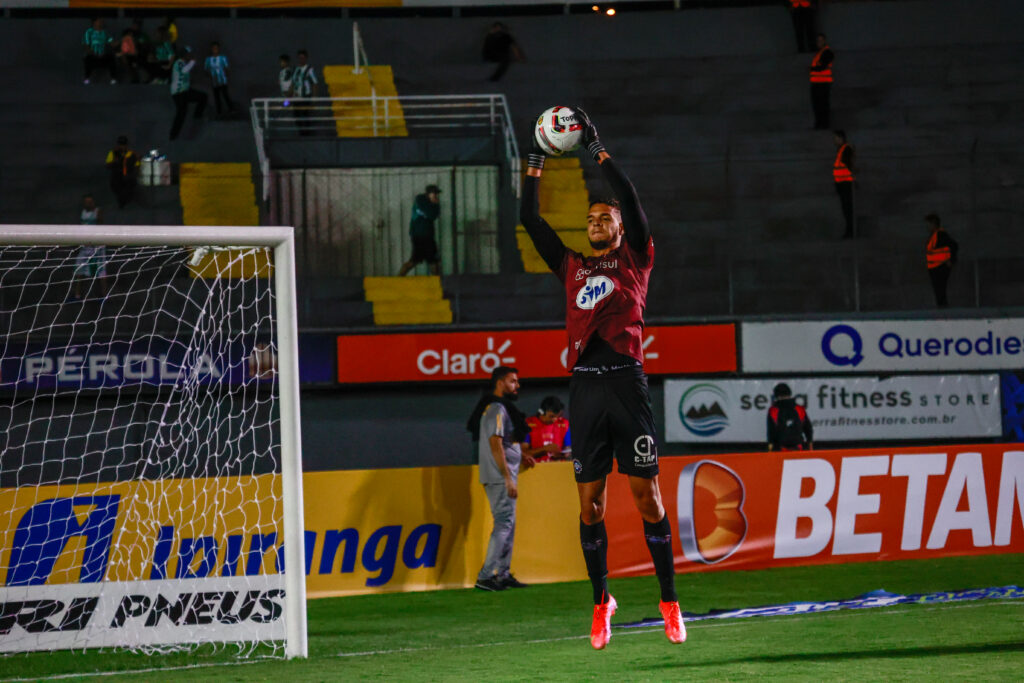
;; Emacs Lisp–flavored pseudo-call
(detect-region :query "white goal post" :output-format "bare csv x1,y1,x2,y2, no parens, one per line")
0,225,307,658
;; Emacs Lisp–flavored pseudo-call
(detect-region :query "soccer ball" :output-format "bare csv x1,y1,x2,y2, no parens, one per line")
534,106,582,156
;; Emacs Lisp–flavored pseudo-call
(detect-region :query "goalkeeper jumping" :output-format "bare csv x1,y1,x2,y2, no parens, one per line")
520,109,686,650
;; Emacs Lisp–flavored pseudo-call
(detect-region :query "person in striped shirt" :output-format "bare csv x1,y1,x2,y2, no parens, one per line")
291,50,320,136
169,47,207,140
204,41,236,116
82,18,116,84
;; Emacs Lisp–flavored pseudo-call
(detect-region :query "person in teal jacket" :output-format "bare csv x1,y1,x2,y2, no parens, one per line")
398,184,442,276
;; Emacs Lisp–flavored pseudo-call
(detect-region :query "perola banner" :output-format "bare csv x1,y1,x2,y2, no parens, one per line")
664,375,1001,443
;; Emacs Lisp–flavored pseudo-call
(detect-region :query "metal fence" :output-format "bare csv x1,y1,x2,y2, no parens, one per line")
268,166,501,279
250,94,520,199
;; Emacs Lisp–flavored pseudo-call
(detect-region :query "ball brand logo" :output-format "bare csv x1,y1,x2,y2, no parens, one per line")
678,383,729,437
821,324,864,367
576,276,614,310
676,461,747,564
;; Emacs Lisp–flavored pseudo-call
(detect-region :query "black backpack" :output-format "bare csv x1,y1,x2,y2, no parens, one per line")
775,402,806,449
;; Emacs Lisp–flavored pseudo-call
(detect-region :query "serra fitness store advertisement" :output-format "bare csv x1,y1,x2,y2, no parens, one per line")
602,445,1024,577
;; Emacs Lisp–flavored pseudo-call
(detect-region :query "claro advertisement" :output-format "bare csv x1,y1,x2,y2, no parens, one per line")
742,319,1024,373
664,375,1001,443
603,445,1024,577
337,324,736,383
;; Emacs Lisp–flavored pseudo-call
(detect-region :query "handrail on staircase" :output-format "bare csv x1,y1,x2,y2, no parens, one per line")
249,94,522,196
352,22,379,131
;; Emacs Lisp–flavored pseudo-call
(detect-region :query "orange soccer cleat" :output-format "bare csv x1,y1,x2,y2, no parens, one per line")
659,600,687,644
590,595,617,650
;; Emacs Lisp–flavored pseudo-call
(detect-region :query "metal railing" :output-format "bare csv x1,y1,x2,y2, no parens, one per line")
250,94,521,196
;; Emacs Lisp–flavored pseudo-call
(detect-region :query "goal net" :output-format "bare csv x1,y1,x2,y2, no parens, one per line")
0,225,306,658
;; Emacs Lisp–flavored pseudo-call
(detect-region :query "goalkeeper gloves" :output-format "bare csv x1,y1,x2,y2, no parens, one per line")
527,117,547,170
574,106,606,161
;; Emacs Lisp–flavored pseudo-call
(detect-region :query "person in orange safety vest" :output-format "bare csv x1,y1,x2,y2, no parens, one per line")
833,130,855,238
787,0,818,53
810,33,834,129
925,213,958,307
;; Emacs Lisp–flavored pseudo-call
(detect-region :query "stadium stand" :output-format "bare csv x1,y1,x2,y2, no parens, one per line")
1,1,1022,324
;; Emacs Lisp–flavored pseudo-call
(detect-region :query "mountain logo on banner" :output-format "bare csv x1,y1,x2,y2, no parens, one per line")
676,461,747,564
679,383,729,436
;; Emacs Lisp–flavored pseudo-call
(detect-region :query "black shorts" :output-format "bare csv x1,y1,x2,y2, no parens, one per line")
410,236,439,264
568,366,660,483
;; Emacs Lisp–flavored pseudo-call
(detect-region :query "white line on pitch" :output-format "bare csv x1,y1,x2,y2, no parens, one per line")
8,599,1020,680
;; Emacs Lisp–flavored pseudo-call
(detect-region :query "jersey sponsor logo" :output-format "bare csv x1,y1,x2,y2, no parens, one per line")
575,276,614,310
574,260,618,281
677,461,747,564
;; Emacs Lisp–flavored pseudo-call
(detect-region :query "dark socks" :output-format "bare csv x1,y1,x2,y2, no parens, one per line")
644,515,678,603
579,519,609,605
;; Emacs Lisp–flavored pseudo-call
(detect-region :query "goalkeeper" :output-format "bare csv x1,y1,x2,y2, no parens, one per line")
520,108,685,650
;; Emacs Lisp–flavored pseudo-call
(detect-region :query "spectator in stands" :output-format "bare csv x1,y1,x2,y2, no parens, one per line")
82,18,116,85
925,213,958,307
526,396,571,462
150,26,175,84
398,184,442,276
204,42,236,116
467,366,534,591
75,195,108,299
766,383,813,451
809,33,834,129
105,135,140,209
165,17,178,45
832,130,856,239
482,22,524,82
116,29,140,83
278,54,293,99
169,47,207,141
786,0,817,53
291,50,321,135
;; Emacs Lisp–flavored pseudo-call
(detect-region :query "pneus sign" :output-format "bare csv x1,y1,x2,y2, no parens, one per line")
664,376,1001,443
742,319,1024,372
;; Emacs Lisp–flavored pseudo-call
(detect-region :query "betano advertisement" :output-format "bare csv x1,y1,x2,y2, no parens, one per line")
665,375,1001,443
0,465,584,650
603,445,1024,577
4,448,1024,648
743,318,1024,373
337,324,736,383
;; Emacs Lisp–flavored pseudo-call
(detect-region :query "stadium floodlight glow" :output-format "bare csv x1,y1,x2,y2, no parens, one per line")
0,224,307,659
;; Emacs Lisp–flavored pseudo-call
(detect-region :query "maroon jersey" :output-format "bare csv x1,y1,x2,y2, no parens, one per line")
556,237,654,370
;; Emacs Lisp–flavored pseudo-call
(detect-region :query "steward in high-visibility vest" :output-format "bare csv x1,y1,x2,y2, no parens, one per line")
809,33,833,128
833,142,854,183
833,131,855,238
809,44,833,83
924,213,958,306
787,0,817,53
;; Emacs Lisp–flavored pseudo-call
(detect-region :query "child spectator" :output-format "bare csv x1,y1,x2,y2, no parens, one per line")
82,18,116,85
150,26,175,83
117,29,140,83
279,54,293,99
75,195,108,299
204,41,236,116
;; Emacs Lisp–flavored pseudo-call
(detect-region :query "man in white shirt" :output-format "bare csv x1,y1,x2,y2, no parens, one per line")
169,47,208,140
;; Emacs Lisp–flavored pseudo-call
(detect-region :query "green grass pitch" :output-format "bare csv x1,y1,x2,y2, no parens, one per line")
4,554,1023,681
